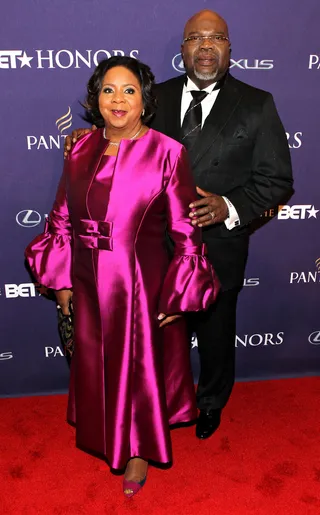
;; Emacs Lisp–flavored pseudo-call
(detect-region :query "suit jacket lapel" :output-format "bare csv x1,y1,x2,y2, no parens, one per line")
189,74,243,168
164,75,184,142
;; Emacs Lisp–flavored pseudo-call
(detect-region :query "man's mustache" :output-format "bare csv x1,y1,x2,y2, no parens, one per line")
194,53,218,62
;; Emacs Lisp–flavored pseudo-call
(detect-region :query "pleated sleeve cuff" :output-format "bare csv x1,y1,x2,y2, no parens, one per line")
159,244,220,314
25,219,73,290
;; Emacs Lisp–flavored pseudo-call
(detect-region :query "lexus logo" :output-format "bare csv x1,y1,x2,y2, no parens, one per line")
172,53,185,73
308,331,320,345
16,210,41,227
171,53,273,73
0,351,13,361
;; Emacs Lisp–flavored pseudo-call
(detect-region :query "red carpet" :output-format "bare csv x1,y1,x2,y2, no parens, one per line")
1,377,320,514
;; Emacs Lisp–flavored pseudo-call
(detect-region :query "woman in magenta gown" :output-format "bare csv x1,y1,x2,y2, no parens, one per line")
25,56,219,496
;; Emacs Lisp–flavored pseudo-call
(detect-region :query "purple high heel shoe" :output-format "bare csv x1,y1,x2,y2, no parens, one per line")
123,476,147,498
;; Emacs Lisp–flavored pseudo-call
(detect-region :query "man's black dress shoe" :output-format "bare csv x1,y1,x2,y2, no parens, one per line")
196,409,221,439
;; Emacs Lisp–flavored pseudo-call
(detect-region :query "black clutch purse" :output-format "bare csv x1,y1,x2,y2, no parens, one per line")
57,304,74,358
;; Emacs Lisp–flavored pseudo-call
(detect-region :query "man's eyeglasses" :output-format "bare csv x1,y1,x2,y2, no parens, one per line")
183,35,230,45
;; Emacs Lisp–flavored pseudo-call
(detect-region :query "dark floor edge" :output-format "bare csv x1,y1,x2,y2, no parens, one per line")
1,372,320,399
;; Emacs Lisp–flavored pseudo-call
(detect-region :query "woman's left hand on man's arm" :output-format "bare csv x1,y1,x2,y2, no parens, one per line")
54,289,73,315
158,313,182,328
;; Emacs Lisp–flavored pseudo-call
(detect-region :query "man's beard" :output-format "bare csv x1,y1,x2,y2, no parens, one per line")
194,68,219,81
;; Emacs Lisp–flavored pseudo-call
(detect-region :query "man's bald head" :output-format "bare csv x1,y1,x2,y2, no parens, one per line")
183,10,229,40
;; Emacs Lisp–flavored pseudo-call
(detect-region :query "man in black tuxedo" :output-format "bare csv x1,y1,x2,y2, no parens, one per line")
150,9,293,439
65,9,293,440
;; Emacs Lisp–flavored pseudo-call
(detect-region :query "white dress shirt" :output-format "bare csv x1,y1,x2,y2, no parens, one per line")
181,77,240,230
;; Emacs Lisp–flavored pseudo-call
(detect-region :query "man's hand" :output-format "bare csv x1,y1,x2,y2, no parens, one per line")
54,289,73,315
63,126,97,158
158,313,182,328
189,187,228,227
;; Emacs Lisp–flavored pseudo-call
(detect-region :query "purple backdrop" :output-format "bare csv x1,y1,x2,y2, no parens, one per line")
1,0,319,396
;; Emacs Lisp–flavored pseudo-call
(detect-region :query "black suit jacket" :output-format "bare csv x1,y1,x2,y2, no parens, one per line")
150,73,293,290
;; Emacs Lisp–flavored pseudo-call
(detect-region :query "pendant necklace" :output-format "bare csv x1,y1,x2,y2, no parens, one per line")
103,126,144,146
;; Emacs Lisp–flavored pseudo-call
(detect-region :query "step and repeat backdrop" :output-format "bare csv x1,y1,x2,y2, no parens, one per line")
0,0,319,396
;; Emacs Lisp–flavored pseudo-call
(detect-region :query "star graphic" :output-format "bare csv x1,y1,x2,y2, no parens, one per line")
191,335,198,349
307,206,319,219
17,51,33,68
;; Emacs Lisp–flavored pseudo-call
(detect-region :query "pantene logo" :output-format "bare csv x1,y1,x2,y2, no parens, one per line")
27,107,73,150
290,258,320,284
308,55,320,69
55,107,72,133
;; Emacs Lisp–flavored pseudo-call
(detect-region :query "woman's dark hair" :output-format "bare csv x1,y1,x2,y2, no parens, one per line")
84,56,157,127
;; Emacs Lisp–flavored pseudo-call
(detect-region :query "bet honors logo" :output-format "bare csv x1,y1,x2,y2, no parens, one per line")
0,49,139,69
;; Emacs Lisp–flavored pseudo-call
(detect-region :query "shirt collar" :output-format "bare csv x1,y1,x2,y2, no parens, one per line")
184,76,217,95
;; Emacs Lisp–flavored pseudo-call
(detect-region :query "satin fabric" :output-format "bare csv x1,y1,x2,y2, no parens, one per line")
25,128,219,469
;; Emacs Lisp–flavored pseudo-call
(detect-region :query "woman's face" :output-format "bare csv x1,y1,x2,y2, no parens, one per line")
98,66,144,131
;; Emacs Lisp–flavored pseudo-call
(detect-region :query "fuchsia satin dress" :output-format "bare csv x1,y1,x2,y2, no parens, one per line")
25,128,219,469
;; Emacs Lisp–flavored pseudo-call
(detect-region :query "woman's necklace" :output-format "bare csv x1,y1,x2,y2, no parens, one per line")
103,126,144,146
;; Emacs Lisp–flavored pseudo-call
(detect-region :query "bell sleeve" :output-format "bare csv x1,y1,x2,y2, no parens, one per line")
159,147,220,314
25,166,72,290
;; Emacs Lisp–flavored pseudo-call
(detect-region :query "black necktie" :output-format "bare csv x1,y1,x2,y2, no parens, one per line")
181,90,208,150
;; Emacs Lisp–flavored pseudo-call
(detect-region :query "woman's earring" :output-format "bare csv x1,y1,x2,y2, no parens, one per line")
141,109,145,117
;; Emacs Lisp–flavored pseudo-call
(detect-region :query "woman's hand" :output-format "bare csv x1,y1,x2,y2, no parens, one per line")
63,126,97,158
158,313,182,328
54,289,73,315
